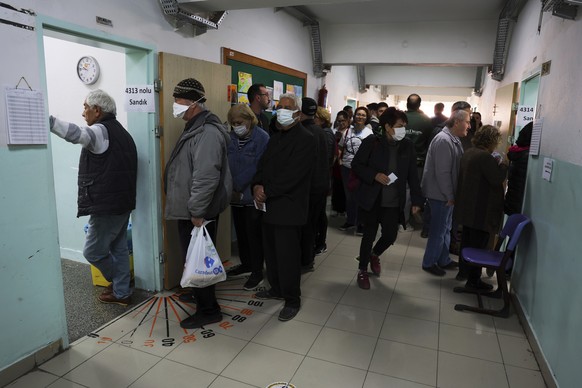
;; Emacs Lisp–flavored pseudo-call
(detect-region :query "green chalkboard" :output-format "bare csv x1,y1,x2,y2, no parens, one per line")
222,48,307,115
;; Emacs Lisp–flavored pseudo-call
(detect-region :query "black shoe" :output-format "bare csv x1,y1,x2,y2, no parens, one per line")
420,231,429,238
339,222,355,231
255,289,284,300
278,306,300,321
227,265,252,277
178,292,196,304
243,274,264,291
455,273,468,281
441,261,459,270
314,244,328,255
180,312,222,329
465,280,494,291
355,225,364,236
422,264,446,277
301,263,315,274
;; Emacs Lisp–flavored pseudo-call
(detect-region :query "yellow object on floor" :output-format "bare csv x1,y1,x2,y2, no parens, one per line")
91,254,134,287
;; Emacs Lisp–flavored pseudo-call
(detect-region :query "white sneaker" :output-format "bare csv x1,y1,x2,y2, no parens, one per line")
398,223,414,232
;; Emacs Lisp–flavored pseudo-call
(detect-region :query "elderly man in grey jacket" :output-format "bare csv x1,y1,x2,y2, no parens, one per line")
164,77,232,329
420,109,470,276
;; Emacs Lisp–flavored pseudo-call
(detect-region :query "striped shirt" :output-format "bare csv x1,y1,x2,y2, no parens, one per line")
50,117,109,154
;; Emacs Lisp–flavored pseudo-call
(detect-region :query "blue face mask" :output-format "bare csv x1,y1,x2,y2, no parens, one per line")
276,109,298,126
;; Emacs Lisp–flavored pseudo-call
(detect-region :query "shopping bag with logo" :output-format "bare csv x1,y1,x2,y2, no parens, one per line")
180,224,226,288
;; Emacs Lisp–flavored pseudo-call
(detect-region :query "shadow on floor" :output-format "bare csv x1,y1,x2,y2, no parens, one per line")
60,258,155,343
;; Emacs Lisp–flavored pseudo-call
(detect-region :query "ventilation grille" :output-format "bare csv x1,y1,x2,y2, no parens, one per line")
158,0,227,36
308,23,324,78
357,65,366,93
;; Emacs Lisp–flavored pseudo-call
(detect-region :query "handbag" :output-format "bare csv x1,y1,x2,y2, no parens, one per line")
180,223,226,288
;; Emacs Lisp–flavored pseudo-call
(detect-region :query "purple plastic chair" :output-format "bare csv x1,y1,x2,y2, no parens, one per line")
453,214,531,318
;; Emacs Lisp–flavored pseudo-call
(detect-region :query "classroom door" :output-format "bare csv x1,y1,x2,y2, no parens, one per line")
492,82,518,154
158,52,232,289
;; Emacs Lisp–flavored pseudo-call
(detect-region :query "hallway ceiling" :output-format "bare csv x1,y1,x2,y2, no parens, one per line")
176,0,509,99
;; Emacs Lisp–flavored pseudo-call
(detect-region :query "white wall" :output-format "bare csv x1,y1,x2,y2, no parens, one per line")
321,20,498,65
478,1,582,387
45,36,127,263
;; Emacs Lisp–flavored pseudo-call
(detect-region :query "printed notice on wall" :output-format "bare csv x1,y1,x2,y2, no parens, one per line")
542,157,553,182
124,85,155,113
516,105,534,127
4,87,47,145
529,118,543,156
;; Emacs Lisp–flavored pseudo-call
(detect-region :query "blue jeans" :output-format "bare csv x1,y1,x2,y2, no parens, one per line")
422,199,454,268
84,212,132,299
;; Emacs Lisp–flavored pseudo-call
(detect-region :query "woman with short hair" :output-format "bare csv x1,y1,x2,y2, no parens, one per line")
454,125,508,290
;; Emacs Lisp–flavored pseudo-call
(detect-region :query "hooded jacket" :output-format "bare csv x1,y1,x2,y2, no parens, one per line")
164,109,232,220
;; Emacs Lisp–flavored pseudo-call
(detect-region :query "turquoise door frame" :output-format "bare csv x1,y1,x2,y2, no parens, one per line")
36,16,163,292
515,72,540,141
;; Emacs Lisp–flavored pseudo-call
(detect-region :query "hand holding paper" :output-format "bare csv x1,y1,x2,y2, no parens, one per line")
387,173,398,186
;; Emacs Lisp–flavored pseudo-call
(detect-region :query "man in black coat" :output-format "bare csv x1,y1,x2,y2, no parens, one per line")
252,93,316,322
299,97,329,273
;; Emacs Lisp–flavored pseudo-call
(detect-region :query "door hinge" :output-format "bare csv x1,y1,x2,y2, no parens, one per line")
154,79,162,92
512,102,519,111
158,251,165,264
155,126,163,138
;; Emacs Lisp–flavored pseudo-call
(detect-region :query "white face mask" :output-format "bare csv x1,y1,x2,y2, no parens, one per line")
276,109,298,126
393,127,406,141
173,102,191,119
232,124,248,137
172,97,203,119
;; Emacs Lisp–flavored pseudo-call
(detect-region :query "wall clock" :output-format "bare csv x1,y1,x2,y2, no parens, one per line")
77,56,100,85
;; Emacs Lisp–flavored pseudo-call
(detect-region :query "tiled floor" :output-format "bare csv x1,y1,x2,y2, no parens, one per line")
8,224,547,388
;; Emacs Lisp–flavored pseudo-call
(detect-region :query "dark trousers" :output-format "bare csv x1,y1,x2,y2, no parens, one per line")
315,196,329,248
231,206,264,276
341,166,359,225
459,226,490,283
331,173,346,213
301,192,328,266
263,223,302,308
177,218,221,316
358,201,399,271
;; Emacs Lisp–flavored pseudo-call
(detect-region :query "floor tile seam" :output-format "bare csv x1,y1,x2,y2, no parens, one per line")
389,290,442,303
437,349,506,365
280,325,327,385
334,300,390,314
385,311,440,324
301,354,369,373
437,320,497,334
376,336,439,352
160,351,228,377
46,340,114,378
126,356,172,388
363,369,437,388
53,375,91,388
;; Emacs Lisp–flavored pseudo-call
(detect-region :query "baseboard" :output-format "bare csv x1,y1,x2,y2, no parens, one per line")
60,247,85,263
0,339,62,387
511,292,558,388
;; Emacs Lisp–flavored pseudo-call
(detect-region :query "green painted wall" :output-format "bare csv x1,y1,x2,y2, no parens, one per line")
512,155,582,388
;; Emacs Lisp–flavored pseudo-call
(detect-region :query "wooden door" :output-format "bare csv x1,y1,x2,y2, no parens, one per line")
159,52,232,289
492,82,518,155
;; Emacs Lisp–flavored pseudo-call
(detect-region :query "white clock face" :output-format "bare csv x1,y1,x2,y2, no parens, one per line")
77,56,100,85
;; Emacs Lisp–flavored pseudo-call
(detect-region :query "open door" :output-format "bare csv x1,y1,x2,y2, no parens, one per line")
492,82,518,154
159,52,232,289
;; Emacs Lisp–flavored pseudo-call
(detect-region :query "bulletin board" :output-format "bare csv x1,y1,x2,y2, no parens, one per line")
221,47,307,114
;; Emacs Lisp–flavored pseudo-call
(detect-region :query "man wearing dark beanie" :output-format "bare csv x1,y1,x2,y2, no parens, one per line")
164,77,233,329
299,97,329,273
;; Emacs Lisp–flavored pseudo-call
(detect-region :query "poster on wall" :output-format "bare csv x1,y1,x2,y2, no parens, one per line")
237,93,249,104
294,85,303,99
286,84,294,94
227,84,237,103
237,72,253,93
529,118,543,156
273,81,283,100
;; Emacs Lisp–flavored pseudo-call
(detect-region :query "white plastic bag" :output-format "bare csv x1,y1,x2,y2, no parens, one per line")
180,223,226,288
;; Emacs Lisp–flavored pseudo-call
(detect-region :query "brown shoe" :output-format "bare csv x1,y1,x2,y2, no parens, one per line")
370,254,381,276
101,283,113,296
98,293,131,306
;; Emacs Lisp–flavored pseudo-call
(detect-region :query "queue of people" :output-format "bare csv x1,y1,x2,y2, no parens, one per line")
50,82,529,325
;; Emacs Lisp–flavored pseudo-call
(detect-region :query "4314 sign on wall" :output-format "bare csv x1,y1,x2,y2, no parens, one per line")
517,105,535,127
